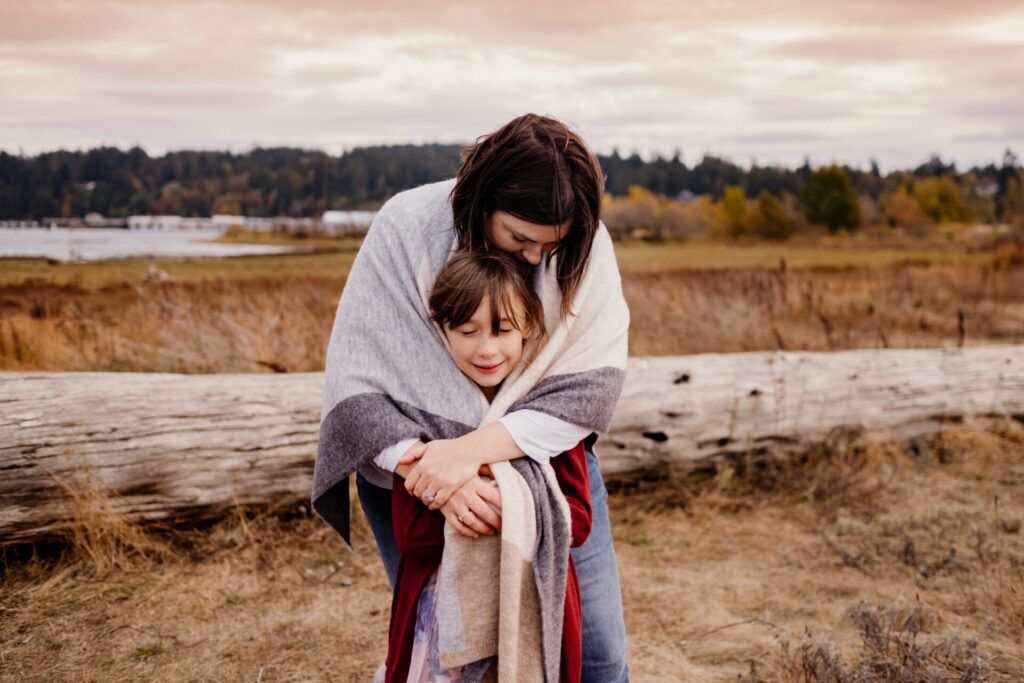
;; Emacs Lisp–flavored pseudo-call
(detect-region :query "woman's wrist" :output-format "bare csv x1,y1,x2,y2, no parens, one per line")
450,433,485,467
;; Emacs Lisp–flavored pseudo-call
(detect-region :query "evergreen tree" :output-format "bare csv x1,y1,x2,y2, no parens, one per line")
802,165,860,231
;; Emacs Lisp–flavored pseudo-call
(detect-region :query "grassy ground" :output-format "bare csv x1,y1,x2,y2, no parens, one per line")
2,418,1021,681
612,239,995,273
0,235,1006,290
0,251,358,289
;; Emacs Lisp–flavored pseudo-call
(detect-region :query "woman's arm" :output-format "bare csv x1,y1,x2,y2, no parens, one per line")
402,412,591,508
391,441,502,536
402,421,520,505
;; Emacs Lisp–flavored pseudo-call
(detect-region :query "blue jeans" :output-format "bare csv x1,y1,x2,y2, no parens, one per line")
356,449,630,683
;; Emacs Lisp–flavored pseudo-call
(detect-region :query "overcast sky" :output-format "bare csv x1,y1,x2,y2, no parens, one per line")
2,0,1022,170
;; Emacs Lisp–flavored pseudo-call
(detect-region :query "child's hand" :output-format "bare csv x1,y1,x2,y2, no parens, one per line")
397,440,427,465
440,476,503,537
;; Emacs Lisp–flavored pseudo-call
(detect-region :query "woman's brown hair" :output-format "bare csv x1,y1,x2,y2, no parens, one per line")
449,113,605,319
429,250,545,348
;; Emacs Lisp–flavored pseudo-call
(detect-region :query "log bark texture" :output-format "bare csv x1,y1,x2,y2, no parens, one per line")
2,345,1022,543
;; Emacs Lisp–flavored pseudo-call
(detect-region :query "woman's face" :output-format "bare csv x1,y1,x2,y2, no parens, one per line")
443,294,527,396
485,210,569,266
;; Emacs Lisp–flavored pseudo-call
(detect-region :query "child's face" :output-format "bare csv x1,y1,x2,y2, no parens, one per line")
443,295,527,393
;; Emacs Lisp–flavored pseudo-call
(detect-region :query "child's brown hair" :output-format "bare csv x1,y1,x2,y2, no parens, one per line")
429,250,546,347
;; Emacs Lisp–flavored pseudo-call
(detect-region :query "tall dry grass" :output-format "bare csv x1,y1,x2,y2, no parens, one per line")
3,262,1024,372
0,276,342,372
625,262,1024,355
49,466,171,576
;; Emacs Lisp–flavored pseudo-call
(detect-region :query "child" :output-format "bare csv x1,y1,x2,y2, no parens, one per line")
376,250,592,682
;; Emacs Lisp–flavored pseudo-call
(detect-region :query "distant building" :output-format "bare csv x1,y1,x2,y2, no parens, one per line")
42,217,84,228
127,215,213,230
212,214,244,228
2,216,123,229
123,213,355,233
212,214,284,231
84,212,106,226
674,189,698,204
321,210,377,235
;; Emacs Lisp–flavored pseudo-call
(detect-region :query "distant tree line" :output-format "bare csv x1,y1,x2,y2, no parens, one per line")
1,144,1022,236
0,145,461,220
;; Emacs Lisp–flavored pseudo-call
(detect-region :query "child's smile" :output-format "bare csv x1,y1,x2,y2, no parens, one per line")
444,294,527,399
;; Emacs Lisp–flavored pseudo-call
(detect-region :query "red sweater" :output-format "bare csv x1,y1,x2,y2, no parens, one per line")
385,442,593,682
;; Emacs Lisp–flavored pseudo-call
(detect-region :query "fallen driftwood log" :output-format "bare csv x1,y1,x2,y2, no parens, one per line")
2,345,1022,543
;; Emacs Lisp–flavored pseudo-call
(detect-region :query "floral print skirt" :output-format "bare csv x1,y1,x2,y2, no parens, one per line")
372,570,464,683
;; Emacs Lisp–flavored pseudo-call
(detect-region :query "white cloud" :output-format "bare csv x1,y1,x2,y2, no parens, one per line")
0,0,1020,170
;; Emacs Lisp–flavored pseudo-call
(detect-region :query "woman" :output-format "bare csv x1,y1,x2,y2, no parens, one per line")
313,114,630,682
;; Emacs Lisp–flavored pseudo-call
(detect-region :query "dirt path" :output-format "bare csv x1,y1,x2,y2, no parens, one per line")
2,420,1022,681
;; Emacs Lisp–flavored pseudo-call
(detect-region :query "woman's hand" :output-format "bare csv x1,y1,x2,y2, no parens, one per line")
439,476,503,538
402,438,480,508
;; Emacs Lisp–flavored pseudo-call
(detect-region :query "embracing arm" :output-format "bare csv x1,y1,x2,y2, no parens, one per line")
402,412,590,508
378,439,503,537
402,422,520,504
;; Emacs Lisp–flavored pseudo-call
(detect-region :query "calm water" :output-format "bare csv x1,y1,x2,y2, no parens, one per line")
0,228,304,261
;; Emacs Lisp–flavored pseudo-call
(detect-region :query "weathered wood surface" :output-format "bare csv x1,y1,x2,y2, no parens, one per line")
2,345,1022,543
602,345,1023,476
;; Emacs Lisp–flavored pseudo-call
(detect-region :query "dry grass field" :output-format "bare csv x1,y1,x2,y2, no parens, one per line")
1,418,1021,681
2,240,1023,371
0,235,999,289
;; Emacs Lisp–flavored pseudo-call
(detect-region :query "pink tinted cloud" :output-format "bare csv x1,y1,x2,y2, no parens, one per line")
0,0,1021,168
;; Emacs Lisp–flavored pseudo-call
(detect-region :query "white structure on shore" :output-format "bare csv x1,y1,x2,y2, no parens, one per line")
127,215,214,231
3,212,377,235
128,214,323,232
321,210,377,235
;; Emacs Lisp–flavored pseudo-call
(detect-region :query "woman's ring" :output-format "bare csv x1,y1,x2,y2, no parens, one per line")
424,492,435,503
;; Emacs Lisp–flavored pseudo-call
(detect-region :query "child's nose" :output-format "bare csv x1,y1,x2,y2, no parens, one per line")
478,336,499,357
